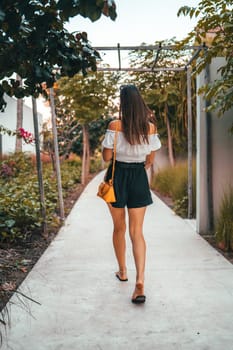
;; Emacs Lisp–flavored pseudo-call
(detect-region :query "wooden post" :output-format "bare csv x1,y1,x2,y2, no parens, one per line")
32,97,47,236
15,75,23,152
49,88,65,220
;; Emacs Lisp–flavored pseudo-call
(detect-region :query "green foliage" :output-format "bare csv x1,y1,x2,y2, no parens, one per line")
178,0,233,120
0,153,82,242
0,152,33,176
215,187,233,252
151,161,196,218
128,39,197,159
57,71,119,124
90,157,103,174
0,1,117,110
54,71,118,157
70,116,114,156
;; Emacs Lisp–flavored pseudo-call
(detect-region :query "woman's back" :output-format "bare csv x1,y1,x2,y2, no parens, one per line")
102,120,161,163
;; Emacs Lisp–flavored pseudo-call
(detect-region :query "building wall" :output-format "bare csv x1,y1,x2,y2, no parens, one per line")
196,57,233,234
0,95,43,154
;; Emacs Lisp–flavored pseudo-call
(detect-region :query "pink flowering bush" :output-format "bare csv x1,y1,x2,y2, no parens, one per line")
17,128,34,144
0,125,34,144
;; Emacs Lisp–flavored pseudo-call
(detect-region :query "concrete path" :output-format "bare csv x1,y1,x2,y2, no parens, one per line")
1,172,233,350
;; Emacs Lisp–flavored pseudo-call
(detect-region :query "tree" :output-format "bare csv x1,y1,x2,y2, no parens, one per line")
56,71,119,183
128,39,196,165
0,0,117,111
178,0,233,121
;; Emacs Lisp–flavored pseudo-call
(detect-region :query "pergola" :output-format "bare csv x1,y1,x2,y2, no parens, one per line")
34,42,206,232
93,43,207,219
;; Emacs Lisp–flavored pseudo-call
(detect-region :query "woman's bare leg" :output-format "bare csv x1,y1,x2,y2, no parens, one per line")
108,204,127,280
128,207,147,298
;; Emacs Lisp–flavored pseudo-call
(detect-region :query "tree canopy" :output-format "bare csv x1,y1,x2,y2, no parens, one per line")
55,70,118,155
0,0,117,111
178,0,233,119
127,39,195,164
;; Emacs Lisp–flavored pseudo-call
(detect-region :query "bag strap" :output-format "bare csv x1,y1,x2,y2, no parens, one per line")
110,121,118,184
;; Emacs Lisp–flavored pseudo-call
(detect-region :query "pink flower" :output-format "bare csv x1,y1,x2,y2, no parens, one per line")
18,128,34,144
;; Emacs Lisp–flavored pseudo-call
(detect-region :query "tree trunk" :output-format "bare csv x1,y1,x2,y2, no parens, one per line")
15,75,23,152
81,124,90,185
85,126,90,181
165,103,175,167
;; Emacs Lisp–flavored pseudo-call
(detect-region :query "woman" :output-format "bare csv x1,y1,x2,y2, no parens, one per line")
101,85,161,304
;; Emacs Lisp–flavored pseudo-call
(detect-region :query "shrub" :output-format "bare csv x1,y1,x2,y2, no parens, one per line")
90,157,103,173
151,161,196,218
0,153,82,242
215,187,233,252
0,152,32,178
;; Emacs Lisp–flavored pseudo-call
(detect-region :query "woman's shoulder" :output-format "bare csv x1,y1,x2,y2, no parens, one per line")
108,119,122,131
108,120,157,134
149,122,157,135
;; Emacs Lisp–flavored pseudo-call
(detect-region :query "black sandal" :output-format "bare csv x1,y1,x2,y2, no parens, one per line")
131,283,146,304
115,270,128,282
131,295,146,304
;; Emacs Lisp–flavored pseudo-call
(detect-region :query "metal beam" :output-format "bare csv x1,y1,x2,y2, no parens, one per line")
97,67,185,72
94,45,205,51
187,66,193,219
205,64,214,231
185,48,205,69
117,43,121,70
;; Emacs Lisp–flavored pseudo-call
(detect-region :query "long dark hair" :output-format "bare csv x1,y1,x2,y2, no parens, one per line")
119,84,155,145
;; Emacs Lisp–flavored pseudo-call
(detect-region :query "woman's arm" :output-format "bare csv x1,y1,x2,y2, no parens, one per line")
102,148,113,162
144,151,156,169
102,119,120,162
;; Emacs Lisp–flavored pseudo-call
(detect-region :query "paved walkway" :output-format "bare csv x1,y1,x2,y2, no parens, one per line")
1,172,233,350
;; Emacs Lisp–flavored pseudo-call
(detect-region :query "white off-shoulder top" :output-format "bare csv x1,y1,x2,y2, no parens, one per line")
102,129,161,163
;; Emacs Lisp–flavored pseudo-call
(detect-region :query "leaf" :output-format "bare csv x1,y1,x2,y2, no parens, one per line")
1,281,16,291
20,267,28,273
5,219,15,228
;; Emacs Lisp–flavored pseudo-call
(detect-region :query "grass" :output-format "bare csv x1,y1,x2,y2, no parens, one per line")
151,160,196,218
215,187,233,252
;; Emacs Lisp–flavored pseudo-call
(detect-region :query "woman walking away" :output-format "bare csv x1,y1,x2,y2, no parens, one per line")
101,84,161,304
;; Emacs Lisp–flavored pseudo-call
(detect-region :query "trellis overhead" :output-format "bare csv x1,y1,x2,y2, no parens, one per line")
94,43,206,72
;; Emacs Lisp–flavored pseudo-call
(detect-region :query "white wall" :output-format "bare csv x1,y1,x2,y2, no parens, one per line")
0,95,43,154
196,57,233,234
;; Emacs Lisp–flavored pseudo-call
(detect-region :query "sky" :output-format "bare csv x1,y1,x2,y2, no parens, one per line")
65,0,201,66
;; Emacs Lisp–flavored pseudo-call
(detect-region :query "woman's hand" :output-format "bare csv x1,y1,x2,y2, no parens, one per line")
144,151,156,169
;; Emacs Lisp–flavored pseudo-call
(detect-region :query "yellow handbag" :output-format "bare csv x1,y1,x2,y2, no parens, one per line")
97,124,118,203
97,179,116,203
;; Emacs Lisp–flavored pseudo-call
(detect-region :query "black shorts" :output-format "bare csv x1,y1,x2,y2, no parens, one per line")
105,161,153,208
